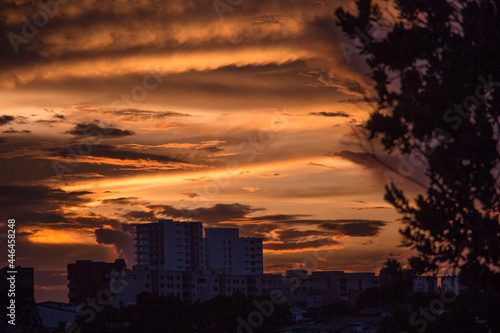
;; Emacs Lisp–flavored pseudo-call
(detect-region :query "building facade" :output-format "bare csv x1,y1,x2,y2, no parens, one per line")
134,220,263,274
67,259,127,305
204,228,263,274
118,268,380,307
134,219,204,271
440,275,461,295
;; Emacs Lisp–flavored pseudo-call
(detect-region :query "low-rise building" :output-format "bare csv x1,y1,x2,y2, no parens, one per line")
440,275,460,295
67,259,127,305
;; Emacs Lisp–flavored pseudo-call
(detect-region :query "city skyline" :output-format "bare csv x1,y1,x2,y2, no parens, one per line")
0,0,425,304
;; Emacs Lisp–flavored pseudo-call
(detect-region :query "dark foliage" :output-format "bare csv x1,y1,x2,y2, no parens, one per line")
336,0,500,330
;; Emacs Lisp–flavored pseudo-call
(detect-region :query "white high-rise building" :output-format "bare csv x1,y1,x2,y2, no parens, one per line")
134,219,204,271
205,228,263,275
134,220,263,274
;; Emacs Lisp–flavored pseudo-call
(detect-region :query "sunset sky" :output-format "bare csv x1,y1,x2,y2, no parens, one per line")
0,0,424,302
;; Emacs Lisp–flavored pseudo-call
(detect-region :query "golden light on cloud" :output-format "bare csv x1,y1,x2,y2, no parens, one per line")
27,229,94,244
1,47,313,88
0,0,415,305
263,243,344,254
242,187,260,192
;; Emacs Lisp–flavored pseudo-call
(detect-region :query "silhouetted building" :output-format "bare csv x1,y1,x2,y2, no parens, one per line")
380,267,439,297
67,259,126,305
37,301,77,329
115,267,379,306
413,275,438,293
281,270,378,308
134,219,204,271
205,227,263,274
379,267,391,293
440,275,460,295
134,220,263,274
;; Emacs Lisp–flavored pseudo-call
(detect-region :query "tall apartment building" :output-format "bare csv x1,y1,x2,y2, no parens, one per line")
134,220,263,275
134,219,204,271
205,228,263,274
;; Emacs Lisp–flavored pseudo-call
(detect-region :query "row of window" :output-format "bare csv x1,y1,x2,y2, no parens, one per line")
159,283,181,288
175,244,203,250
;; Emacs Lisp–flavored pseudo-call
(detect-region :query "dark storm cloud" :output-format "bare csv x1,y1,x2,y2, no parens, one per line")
101,197,139,205
186,203,265,223
126,202,388,242
123,210,158,222
89,108,192,121
133,202,388,238
0,185,92,209
338,97,378,104
72,215,121,229
95,228,134,265
16,231,33,237
66,122,135,137
250,214,311,221
0,115,16,126
246,215,388,238
3,128,31,133
193,146,224,153
318,219,386,237
120,223,135,234
352,206,391,210
0,185,125,231
264,238,340,251
235,223,279,238
182,191,199,198
308,162,338,170
276,228,331,241
35,113,67,124
148,203,264,223
10,213,120,229
13,211,69,225
309,111,350,118
48,144,187,164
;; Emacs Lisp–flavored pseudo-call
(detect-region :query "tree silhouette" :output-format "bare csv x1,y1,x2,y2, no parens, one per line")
336,0,500,329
